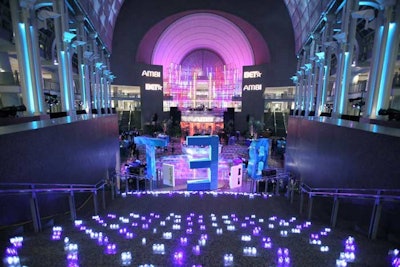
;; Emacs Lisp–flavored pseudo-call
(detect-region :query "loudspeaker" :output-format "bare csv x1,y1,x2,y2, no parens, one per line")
170,107,181,124
262,168,277,177
49,112,67,118
256,179,275,193
223,108,235,132
224,108,234,123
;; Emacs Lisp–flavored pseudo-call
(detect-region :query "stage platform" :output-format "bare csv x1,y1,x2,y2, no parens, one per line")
122,138,258,191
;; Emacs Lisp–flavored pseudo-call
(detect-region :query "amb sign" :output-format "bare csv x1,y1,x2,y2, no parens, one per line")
243,84,262,91
141,70,161,78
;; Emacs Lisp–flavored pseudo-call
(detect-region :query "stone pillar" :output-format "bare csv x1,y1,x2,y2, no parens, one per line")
371,1,400,118
332,0,359,117
308,36,318,115
75,14,91,114
300,50,308,113
52,0,75,115
9,0,46,115
294,55,302,114
104,55,111,113
318,14,335,115
100,50,107,113
92,37,101,112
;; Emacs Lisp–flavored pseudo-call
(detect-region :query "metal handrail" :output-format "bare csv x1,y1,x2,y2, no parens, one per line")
300,183,400,200
0,180,105,194
282,112,288,134
298,182,400,239
273,110,277,136
0,180,107,233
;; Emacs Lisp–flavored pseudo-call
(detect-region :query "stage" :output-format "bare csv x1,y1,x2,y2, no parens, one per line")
122,138,251,190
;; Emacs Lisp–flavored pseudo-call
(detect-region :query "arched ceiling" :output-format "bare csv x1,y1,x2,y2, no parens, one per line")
137,10,270,66
150,12,260,78
80,0,334,53
282,0,333,52
110,0,298,86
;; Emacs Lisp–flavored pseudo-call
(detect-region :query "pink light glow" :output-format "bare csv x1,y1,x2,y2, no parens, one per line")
152,13,255,80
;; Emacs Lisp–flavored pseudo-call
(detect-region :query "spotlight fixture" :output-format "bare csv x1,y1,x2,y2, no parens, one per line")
63,31,76,43
72,40,86,47
37,10,61,20
332,32,347,43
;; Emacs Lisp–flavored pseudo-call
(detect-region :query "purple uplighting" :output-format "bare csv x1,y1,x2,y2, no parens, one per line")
1,191,393,266
105,243,117,255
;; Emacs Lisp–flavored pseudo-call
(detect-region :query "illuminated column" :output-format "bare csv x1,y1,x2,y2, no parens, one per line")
293,55,302,114
313,30,327,116
290,73,299,113
310,35,323,116
99,50,106,113
317,14,335,115
208,72,212,108
104,55,112,113
303,63,313,116
53,0,75,115
296,52,307,113
192,72,197,107
363,7,385,119
305,37,316,116
76,15,91,113
366,2,400,119
88,52,96,113
314,52,326,116
332,0,359,117
95,47,103,113
89,33,100,112
9,0,46,115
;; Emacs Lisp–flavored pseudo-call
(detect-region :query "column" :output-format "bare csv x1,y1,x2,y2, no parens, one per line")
369,2,400,118
313,26,326,116
363,7,385,118
100,50,107,113
89,33,99,113
307,36,317,116
9,0,46,116
104,55,112,113
332,0,359,117
76,14,91,114
93,40,102,112
299,50,307,114
293,54,302,115
318,14,335,115
53,0,75,115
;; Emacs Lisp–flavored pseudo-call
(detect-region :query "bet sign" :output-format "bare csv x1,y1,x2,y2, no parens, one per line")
145,83,162,91
243,70,263,91
243,71,262,79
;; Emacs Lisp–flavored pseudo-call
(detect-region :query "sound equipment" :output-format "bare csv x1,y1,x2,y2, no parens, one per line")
170,107,181,124
256,179,275,193
223,107,235,130
262,168,277,177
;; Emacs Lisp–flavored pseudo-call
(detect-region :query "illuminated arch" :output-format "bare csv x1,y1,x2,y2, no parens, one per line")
151,12,257,78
